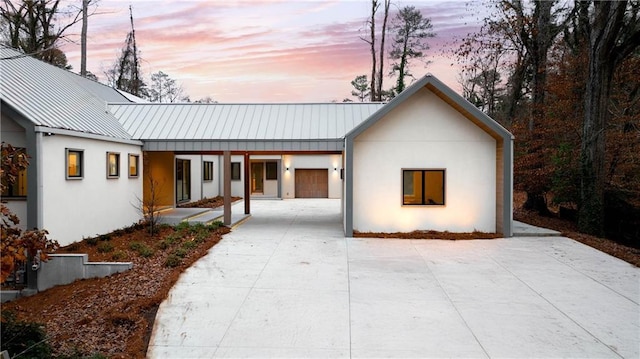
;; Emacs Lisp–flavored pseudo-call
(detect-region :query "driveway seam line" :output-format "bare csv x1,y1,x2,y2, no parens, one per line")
212,212,298,357
413,242,492,359
489,253,625,359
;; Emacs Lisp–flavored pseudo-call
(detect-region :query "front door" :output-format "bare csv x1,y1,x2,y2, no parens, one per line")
251,162,264,193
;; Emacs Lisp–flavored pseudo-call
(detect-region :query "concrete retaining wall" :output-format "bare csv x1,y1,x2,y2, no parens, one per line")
37,254,132,292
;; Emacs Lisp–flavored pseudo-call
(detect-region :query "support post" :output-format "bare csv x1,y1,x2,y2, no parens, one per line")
244,152,250,215
223,151,231,226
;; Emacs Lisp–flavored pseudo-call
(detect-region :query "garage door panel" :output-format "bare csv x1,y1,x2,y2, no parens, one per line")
295,169,328,198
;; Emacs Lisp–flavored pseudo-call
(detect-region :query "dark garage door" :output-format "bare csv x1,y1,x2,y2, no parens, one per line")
295,169,329,198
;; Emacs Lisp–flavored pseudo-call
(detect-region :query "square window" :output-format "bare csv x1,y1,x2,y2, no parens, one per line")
107,152,120,178
265,162,278,180
66,149,83,179
402,169,445,205
128,154,139,177
231,162,241,181
203,161,214,181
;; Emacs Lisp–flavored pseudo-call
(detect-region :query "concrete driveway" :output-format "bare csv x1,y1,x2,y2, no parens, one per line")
148,199,639,358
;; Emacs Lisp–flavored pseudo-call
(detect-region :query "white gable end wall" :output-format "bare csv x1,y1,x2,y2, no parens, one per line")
40,134,143,246
353,87,496,233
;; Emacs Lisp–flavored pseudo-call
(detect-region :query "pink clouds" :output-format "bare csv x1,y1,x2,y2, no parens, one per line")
60,1,483,102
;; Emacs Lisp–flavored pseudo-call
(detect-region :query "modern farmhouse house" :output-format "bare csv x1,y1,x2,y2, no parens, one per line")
1,47,513,246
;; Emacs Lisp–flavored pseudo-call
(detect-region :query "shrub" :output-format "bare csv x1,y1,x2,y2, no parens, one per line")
181,240,197,250
174,222,191,233
1,311,51,358
97,242,114,253
111,251,126,261
85,236,98,246
173,248,188,258
129,242,154,258
164,254,181,268
209,221,223,229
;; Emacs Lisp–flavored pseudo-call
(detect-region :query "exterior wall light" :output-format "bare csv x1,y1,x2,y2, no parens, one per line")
286,167,289,171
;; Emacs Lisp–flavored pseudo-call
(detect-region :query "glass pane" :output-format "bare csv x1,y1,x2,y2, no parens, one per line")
266,162,277,180
403,170,423,205
129,155,138,176
231,162,241,180
108,153,119,176
68,151,81,177
425,170,444,205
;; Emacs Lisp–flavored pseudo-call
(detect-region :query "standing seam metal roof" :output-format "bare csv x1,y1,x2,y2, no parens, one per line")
0,47,133,140
109,102,386,141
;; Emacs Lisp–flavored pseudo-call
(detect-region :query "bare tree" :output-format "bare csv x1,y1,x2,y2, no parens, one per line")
0,0,85,67
80,0,88,77
106,5,145,96
361,0,391,101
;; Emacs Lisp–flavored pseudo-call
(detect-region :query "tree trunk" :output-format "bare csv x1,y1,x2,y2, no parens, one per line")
523,192,551,216
579,1,630,236
369,0,378,102
80,0,88,77
376,0,390,101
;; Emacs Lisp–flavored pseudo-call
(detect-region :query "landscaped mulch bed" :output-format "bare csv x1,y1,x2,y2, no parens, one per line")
2,222,230,358
177,196,241,209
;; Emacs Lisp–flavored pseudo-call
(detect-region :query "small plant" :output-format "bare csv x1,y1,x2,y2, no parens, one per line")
181,240,197,250
164,254,181,268
85,236,98,246
1,311,52,358
173,247,188,258
97,242,114,253
111,250,126,261
157,234,180,250
174,221,191,233
129,242,154,258
66,242,81,251
98,233,112,241
209,221,223,229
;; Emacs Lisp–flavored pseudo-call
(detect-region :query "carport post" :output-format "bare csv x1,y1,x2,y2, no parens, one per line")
244,152,250,215
223,151,231,226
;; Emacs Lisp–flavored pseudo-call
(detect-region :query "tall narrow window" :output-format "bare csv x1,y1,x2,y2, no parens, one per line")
231,162,241,181
66,149,83,179
203,161,214,181
176,159,191,202
1,147,27,197
265,162,278,180
402,169,445,205
128,154,139,178
107,152,120,178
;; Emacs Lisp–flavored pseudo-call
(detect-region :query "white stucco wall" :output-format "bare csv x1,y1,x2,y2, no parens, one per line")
353,87,497,233
282,154,342,199
40,134,143,246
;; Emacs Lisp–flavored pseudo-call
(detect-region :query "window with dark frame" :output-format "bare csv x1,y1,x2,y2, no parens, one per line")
66,149,84,179
107,152,120,178
203,161,214,181
128,154,139,177
402,169,445,205
231,162,241,181
265,162,278,180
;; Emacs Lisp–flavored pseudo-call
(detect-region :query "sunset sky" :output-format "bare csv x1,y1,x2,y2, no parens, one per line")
60,0,487,103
